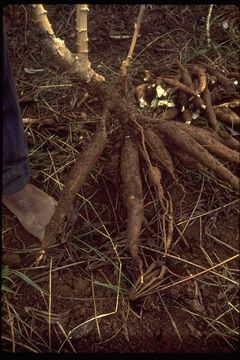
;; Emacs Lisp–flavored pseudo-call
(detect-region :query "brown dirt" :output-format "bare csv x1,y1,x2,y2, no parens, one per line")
2,4,239,353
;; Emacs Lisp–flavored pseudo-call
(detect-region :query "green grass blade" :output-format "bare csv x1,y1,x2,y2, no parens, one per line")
93,279,126,294
1,284,14,293
13,270,48,295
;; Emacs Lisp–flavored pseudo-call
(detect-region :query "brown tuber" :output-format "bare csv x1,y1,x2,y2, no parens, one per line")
214,107,240,126
120,136,144,275
155,120,239,192
188,64,207,94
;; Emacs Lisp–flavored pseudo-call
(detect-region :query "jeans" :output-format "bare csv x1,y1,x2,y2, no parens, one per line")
3,30,30,194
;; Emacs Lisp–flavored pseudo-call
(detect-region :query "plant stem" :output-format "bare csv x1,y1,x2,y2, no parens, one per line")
206,4,214,48
76,4,89,59
121,5,145,76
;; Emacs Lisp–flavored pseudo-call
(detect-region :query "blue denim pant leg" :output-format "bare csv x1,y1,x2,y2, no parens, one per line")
2,31,30,194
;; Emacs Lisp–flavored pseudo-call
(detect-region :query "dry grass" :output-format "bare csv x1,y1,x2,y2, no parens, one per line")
2,4,239,353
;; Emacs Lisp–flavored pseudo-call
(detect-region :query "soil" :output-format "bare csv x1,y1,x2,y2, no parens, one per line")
2,4,239,353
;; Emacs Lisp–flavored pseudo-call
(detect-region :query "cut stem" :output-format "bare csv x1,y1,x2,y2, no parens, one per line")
31,4,104,83
76,4,89,59
121,5,145,76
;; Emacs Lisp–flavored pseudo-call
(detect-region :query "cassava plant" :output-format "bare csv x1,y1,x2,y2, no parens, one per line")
31,5,239,291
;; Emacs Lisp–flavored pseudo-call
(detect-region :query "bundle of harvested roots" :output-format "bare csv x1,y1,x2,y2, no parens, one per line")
120,62,239,285
31,4,239,298
36,61,239,288
134,62,240,130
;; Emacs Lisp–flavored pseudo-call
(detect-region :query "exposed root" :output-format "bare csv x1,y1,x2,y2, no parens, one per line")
172,121,240,164
37,111,108,260
144,127,176,181
188,64,207,94
177,90,188,112
214,99,240,109
153,107,179,122
178,62,206,110
128,260,168,300
182,108,193,124
216,130,240,151
214,107,240,126
202,64,237,92
155,120,239,192
29,5,240,302
178,61,194,89
162,193,174,257
137,123,167,210
147,165,166,210
160,77,197,96
202,88,220,131
171,144,206,171
120,135,144,279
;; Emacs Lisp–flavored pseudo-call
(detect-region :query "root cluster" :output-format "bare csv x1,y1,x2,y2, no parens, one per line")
119,62,239,282
38,62,239,290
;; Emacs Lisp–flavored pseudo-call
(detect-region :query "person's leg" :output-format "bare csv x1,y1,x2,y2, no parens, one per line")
2,28,30,193
2,30,57,242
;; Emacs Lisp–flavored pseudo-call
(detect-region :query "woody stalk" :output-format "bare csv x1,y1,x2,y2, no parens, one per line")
31,4,104,83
